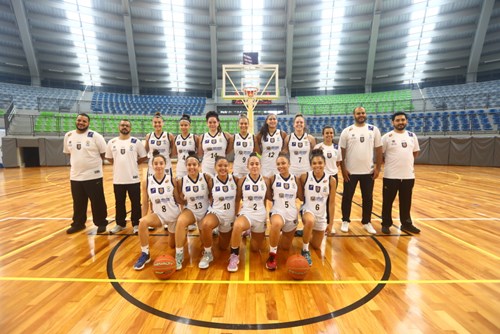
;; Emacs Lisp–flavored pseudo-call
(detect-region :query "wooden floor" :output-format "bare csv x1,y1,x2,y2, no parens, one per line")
0,164,499,334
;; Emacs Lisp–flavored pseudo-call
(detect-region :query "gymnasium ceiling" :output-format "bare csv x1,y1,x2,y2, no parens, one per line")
0,0,499,95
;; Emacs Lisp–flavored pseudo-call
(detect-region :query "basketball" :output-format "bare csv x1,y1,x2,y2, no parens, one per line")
153,254,176,280
286,254,310,280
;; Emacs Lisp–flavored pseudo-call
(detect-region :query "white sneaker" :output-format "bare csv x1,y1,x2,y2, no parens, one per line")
363,223,377,234
340,221,349,233
109,225,125,234
198,252,214,269
133,225,139,234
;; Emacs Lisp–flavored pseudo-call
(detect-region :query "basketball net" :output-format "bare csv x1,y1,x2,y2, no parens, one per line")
242,87,259,134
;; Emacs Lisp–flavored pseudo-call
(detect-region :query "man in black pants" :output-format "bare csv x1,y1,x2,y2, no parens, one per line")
63,113,108,234
380,112,421,234
338,106,383,234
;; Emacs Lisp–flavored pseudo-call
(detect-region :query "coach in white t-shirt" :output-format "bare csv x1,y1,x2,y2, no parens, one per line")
338,106,382,235
381,112,421,235
105,119,148,234
63,113,108,234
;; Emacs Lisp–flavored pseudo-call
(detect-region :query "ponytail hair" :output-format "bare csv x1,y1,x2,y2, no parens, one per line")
179,114,191,123
153,111,163,120
310,148,325,163
151,149,167,163
185,151,200,163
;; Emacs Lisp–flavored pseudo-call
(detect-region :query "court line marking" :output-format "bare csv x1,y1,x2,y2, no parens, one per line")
1,276,499,285
416,219,500,261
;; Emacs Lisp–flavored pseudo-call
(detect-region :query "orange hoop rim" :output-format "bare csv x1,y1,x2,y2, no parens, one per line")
243,86,259,98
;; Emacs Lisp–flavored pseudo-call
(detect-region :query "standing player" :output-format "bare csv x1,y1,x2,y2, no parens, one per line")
105,119,148,234
265,153,303,270
255,113,287,178
198,156,238,269
314,126,342,235
133,151,182,270
174,114,197,179
381,112,421,234
144,112,176,175
227,153,268,272
338,106,382,235
175,152,212,270
63,113,108,234
299,149,337,265
284,114,316,176
232,115,256,178
198,111,233,177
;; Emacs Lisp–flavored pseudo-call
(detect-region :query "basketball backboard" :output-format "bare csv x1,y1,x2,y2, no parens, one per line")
222,64,279,100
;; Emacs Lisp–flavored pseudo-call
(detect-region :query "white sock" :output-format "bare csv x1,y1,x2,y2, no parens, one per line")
302,243,309,251
176,247,183,255
141,246,149,254
270,246,278,253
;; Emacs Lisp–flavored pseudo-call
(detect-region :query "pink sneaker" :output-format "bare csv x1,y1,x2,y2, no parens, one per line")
227,254,240,272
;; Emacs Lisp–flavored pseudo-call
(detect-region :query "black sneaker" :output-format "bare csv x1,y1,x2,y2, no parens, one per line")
294,230,304,237
96,225,107,234
381,226,391,235
400,224,421,234
66,225,85,234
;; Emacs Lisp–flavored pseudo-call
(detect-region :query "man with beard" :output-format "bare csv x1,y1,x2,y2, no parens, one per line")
380,112,421,234
63,113,108,234
105,119,147,234
338,106,382,234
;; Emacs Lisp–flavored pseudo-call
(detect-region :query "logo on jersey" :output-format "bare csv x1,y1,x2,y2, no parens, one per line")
76,144,81,150
193,186,199,192
204,139,210,144
402,142,407,148
223,186,228,192
158,188,164,194
190,197,195,202
87,132,94,138
219,197,224,201
211,139,217,144
298,142,303,148
244,142,249,147
248,196,253,200
327,153,332,159
150,188,156,194
360,136,365,143
279,193,284,198
236,142,241,146
156,140,161,146
292,142,296,147
120,148,126,155
252,185,259,192
131,138,137,143
316,186,321,193
270,138,275,143
309,185,314,190
368,125,374,131
176,141,181,145
215,186,220,191
245,185,250,191
284,183,290,190
276,182,281,187
186,186,191,192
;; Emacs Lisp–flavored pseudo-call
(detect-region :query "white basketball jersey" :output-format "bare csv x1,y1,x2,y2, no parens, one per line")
175,133,197,178
147,174,180,221
201,132,228,176
261,130,283,178
210,174,237,219
181,173,210,216
302,171,331,223
240,175,267,214
271,173,299,222
232,133,254,177
315,142,341,176
147,132,172,171
289,133,311,176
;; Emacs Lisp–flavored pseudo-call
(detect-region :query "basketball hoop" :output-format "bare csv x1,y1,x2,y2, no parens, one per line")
244,87,259,99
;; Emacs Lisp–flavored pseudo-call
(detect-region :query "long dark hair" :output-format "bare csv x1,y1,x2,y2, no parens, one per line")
259,113,277,140
206,111,222,133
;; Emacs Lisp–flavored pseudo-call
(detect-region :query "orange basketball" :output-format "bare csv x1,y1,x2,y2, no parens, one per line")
286,254,310,280
153,254,176,280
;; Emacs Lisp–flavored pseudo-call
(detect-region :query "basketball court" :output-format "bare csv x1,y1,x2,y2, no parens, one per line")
1,164,499,333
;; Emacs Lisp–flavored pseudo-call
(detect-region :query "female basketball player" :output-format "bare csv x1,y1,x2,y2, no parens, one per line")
133,151,181,270
144,112,176,175
198,111,233,177
174,114,198,179
299,149,336,266
284,114,316,176
255,113,287,178
227,153,268,272
198,156,238,269
314,126,341,235
175,152,212,270
265,153,303,270
232,115,256,178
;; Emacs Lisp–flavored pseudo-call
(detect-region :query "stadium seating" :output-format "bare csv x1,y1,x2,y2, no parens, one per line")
90,92,206,116
0,82,80,111
296,89,414,115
